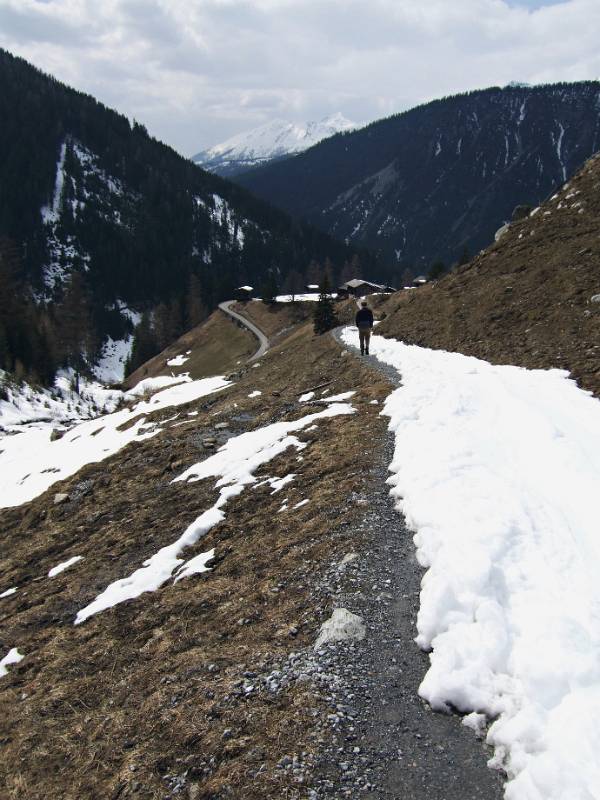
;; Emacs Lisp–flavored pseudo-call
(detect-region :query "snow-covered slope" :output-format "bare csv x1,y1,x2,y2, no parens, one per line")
192,113,356,177
342,326,600,800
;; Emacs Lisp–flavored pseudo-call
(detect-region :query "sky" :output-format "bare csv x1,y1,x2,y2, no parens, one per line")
1,0,599,157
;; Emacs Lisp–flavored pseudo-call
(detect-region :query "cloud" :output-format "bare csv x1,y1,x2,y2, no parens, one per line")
0,0,598,155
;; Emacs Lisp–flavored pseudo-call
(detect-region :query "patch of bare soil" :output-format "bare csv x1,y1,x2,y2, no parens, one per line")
378,152,600,397
0,323,392,799
124,312,256,389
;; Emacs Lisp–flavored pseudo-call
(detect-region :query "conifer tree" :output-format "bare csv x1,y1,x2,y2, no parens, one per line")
125,312,158,375
313,275,338,335
282,269,303,302
260,271,278,304
186,274,207,328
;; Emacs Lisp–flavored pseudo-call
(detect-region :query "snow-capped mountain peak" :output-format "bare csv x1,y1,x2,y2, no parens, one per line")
192,113,357,176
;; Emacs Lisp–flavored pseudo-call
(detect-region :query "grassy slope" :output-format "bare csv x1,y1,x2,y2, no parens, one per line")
123,311,256,389
377,152,600,398
0,321,392,799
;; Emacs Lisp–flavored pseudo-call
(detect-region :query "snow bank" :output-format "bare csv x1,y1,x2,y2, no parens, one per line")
0,648,23,678
0,376,230,508
75,401,354,624
341,326,600,800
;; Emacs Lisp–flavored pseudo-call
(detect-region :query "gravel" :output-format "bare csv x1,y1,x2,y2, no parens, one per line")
293,327,507,798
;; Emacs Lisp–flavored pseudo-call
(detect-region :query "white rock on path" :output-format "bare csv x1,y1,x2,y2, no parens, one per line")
314,608,366,650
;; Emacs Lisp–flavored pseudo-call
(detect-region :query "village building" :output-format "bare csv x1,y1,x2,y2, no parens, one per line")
338,278,396,297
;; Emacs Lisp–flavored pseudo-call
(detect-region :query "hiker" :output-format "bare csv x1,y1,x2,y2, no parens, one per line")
355,300,374,355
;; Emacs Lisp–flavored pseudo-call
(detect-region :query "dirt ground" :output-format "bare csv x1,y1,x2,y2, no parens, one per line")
378,152,600,398
0,321,392,800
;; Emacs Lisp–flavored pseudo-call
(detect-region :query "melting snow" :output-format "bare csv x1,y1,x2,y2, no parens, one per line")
0,648,23,678
248,390,262,398
48,556,84,578
93,336,134,384
174,549,215,583
0,587,17,598
1,375,231,508
75,401,354,624
293,499,310,509
341,326,600,800
268,474,295,493
167,354,190,367
299,391,315,402
318,391,355,403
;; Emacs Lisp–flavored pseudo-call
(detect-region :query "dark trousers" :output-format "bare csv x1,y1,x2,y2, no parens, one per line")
358,326,371,353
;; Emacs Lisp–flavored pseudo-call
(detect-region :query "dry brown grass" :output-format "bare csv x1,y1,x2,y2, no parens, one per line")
0,323,392,799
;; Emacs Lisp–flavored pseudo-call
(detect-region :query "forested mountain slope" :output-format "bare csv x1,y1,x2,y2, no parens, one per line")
236,83,600,270
0,49,370,384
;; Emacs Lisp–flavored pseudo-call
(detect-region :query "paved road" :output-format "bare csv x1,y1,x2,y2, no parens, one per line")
218,300,269,363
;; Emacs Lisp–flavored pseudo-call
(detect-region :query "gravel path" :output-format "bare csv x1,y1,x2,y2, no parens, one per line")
304,328,506,799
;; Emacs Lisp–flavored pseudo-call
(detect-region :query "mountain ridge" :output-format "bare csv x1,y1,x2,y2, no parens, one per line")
235,82,600,269
192,113,357,177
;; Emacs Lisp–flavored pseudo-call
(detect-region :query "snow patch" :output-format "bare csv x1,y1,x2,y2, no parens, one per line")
341,326,600,799
166,354,190,367
75,401,354,623
0,648,23,678
48,556,84,578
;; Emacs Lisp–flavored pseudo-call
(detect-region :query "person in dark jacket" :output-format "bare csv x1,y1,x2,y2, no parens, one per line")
355,300,374,355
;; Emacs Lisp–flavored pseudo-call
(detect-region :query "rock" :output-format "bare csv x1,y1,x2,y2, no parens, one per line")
314,608,366,650
591,294,600,303
50,428,65,442
53,493,69,505
214,422,228,430
339,552,359,569
188,785,201,800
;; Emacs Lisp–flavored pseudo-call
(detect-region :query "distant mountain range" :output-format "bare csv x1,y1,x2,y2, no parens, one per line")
192,113,356,177
235,83,600,268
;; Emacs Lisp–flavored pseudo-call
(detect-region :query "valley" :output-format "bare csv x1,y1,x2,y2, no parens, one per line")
1,34,600,800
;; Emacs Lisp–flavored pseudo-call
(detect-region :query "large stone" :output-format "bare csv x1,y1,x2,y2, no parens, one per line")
591,294,600,303
314,608,366,650
53,493,69,505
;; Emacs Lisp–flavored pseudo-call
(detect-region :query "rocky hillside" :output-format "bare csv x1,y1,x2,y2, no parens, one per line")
0,49,369,384
236,83,600,271
0,311,396,800
377,151,600,398
192,113,356,177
